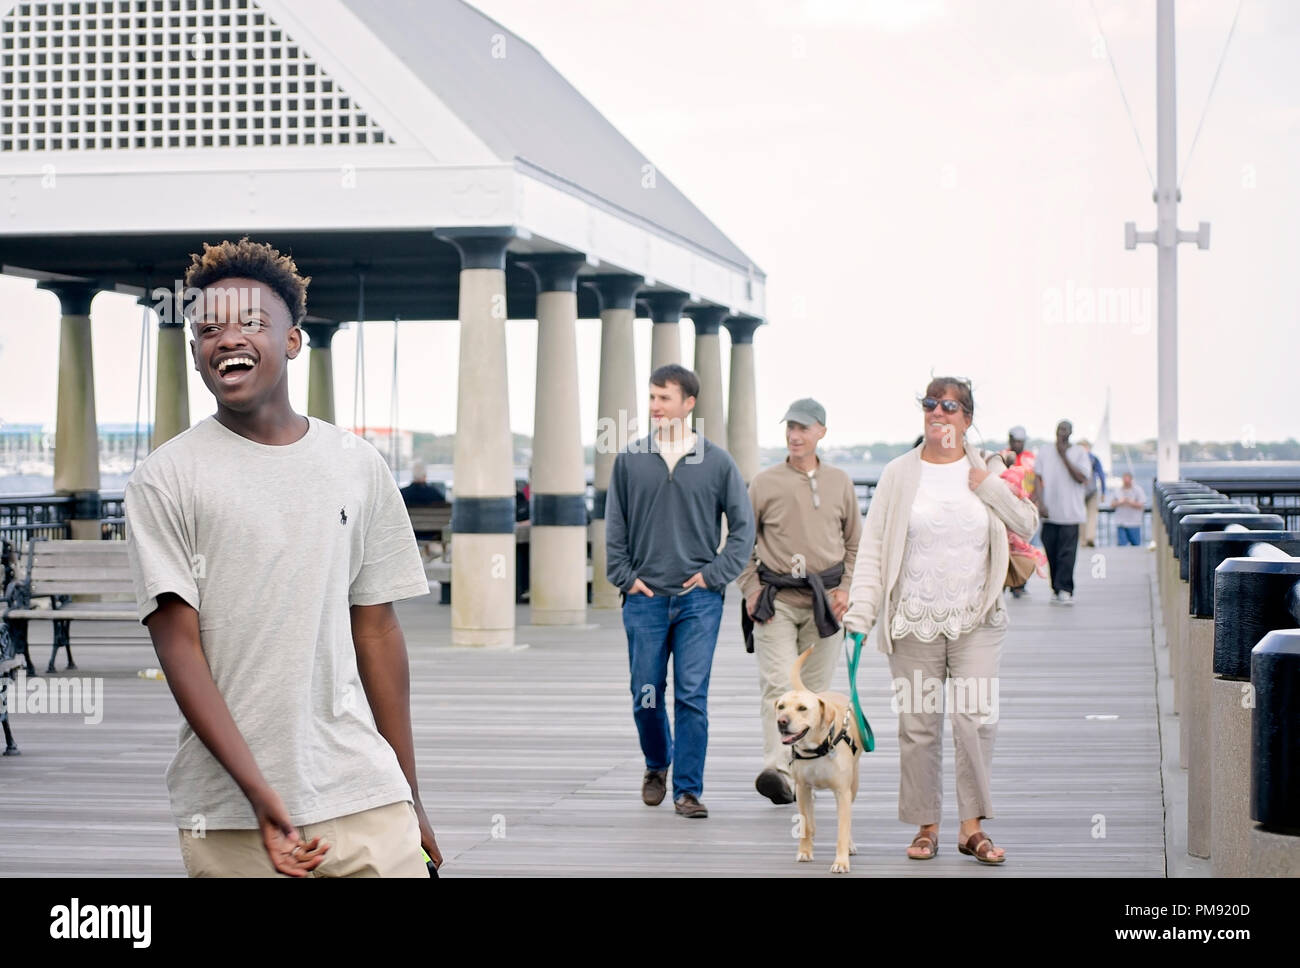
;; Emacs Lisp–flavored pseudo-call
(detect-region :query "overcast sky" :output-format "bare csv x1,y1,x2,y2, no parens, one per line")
1,0,1296,452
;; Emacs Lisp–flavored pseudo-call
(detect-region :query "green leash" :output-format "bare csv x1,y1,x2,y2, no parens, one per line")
844,632,875,752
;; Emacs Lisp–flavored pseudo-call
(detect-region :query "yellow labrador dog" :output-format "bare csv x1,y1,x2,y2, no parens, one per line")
775,645,864,873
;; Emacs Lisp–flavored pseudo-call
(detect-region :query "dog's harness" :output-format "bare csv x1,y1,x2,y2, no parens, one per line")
790,706,859,760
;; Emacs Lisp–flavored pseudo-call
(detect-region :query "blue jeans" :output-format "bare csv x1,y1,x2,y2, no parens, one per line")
622,587,725,800
1117,525,1142,546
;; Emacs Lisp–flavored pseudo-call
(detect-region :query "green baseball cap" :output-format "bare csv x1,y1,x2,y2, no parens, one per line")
781,398,826,427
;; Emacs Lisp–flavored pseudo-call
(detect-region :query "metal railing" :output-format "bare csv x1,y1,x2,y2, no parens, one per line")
0,492,126,587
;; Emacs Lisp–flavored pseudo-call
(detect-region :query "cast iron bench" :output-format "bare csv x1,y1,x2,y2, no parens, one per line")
1,538,141,675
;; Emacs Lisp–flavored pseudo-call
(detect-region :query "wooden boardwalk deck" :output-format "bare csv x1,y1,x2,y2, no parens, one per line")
0,547,1166,877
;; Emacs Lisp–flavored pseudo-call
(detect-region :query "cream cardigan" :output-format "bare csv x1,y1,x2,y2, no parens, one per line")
842,441,1039,654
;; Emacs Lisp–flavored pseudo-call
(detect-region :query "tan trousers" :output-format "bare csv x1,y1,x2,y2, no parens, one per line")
754,598,841,779
887,622,1004,825
1083,492,1100,545
177,799,427,878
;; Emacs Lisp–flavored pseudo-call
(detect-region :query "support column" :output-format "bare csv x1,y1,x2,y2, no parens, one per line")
587,274,643,609
645,291,688,373
686,305,728,449
520,254,589,626
152,297,191,447
436,228,517,647
725,315,762,484
40,282,101,539
302,322,340,424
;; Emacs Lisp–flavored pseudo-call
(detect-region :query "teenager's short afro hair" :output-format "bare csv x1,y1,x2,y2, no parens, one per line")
183,237,311,326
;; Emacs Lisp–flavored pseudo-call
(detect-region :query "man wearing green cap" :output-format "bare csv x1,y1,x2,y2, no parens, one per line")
738,398,862,804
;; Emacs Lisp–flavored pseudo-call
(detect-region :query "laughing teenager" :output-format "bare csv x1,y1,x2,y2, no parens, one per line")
125,239,442,877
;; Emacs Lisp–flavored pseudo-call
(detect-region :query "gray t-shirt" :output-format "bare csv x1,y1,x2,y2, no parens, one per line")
1112,484,1147,528
124,415,430,830
1036,443,1091,525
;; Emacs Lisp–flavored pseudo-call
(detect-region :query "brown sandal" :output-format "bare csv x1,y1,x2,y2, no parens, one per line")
958,830,1005,864
907,830,938,860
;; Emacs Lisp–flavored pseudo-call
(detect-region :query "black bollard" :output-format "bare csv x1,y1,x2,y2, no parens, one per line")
1156,484,1212,545
1191,531,1300,618
1212,559,1300,874
1177,512,1276,581
1160,488,1219,537
1251,628,1300,832
1167,499,1231,550
1169,503,1252,557
1214,558,1300,680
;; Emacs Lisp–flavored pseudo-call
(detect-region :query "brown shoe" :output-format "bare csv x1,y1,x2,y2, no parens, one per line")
674,794,709,818
958,830,1006,865
641,769,667,806
907,829,939,860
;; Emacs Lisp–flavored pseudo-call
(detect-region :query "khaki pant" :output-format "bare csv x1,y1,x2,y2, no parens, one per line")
177,800,427,878
754,598,841,779
887,622,1004,825
1082,492,1100,545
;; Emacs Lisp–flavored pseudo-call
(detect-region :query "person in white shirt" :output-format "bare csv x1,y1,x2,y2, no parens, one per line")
1110,473,1147,546
842,377,1037,865
1033,420,1091,604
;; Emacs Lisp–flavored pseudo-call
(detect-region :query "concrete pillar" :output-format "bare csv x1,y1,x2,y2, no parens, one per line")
644,291,688,373
303,322,340,424
686,305,728,450
152,302,191,447
1168,544,1181,715
587,274,643,609
1210,674,1252,876
520,254,589,626
1248,826,1300,876
725,315,762,484
40,282,101,539
436,228,517,647
1187,615,1214,857
1176,580,1190,767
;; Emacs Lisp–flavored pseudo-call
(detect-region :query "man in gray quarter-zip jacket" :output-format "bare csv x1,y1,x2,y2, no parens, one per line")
605,365,756,818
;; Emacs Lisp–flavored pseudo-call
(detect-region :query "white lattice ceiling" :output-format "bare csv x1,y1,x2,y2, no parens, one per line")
1,0,394,151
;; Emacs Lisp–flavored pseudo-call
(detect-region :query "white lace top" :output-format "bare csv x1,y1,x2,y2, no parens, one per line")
889,457,1002,642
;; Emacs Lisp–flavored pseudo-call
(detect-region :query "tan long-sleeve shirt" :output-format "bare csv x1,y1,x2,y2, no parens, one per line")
737,457,862,609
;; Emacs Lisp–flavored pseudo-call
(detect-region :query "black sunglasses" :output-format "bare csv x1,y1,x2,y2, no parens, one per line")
921,397,965,414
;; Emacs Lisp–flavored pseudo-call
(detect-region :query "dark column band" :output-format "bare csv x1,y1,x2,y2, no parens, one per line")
530,493,589,527
644,291,690,324
520,253,588,294
451,497,516,534
435,227,516,271
585,274,643,312
71,491,103,521
38,281,98,316
724,315,763,344
686,305,728,335
302,322,340,349
591,489,608,520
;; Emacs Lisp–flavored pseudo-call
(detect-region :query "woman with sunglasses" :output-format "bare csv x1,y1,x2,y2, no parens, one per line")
842,377,1038,865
